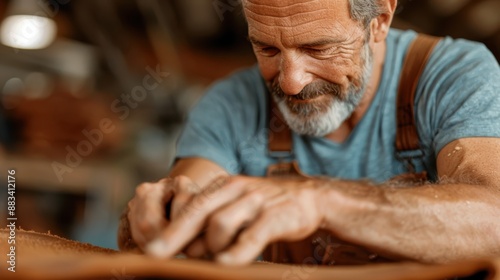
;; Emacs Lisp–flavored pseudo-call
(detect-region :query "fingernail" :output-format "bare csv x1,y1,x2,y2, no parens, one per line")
146,239,169,258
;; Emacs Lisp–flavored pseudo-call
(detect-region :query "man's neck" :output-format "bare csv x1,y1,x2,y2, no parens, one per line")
324,40,387,143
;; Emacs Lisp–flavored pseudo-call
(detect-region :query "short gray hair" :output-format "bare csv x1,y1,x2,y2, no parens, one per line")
348,0,386,27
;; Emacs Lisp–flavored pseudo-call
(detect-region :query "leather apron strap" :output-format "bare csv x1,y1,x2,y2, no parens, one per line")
268,99,293,156
395,34,441,175
266,98,307,177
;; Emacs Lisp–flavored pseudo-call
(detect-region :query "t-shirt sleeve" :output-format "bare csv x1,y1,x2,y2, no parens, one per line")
416,38,500,155
175,80,242,174
175,67,264,174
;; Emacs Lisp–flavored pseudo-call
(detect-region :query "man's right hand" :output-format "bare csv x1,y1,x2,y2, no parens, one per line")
118,157,229,253
119,176,202,252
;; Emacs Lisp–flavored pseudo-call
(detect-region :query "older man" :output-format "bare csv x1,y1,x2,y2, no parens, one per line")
119,0,500,266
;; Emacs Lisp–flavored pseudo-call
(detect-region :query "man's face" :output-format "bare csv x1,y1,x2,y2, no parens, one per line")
244,0,374,137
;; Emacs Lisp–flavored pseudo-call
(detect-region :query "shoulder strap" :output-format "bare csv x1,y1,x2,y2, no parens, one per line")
396,34,441,152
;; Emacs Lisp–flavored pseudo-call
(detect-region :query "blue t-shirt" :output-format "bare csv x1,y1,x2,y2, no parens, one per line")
176,29,500,182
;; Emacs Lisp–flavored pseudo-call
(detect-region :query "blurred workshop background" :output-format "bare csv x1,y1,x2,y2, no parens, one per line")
0,0,498,250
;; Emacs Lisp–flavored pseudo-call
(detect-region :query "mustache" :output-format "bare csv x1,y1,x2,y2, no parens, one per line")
270,79,343,101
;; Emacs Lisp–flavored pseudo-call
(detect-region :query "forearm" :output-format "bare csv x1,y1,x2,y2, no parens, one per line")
319,179,500,263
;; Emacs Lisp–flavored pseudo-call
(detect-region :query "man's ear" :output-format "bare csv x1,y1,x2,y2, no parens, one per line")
371,0,397,43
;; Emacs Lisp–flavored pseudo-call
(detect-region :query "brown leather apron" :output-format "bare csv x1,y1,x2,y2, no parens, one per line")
262,34,441,265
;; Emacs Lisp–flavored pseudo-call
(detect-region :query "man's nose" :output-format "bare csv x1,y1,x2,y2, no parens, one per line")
278,54,313,95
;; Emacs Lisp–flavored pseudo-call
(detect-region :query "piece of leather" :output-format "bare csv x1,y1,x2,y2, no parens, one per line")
1,228,500,280
265,161,309,178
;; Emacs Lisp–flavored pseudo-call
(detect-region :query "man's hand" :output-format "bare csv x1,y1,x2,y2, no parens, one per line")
145,176,327,265
123,176,203,252
118,158,228,253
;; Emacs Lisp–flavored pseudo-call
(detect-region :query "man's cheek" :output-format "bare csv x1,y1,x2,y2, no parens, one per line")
257,60,280,81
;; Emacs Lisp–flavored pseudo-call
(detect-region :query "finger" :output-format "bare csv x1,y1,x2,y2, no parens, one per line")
146,176,246,258
184,237,208,258
128,179,173,248
170,176,200,220
215,206,301,266
205,186,282,254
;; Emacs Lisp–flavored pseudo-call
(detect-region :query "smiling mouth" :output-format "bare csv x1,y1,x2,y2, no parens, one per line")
288,94,327,103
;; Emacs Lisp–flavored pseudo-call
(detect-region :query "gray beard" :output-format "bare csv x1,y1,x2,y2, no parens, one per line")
270,43,373,137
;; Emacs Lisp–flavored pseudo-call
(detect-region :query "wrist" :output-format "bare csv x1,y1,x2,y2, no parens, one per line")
317,179,382,238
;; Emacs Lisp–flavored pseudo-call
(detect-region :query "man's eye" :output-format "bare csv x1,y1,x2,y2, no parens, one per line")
308,47,335,56
259,47,279,57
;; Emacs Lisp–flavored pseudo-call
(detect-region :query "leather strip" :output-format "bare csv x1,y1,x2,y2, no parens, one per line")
396,34,441,151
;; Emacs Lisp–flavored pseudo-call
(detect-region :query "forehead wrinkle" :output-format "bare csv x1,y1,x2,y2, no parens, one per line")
244,0,341,30
248,29,277,45
244,0,357,46
285,20,357,40
244,0,320,13
245,0,363,49
248,18,359,48
244,0,350,21
245,8,333,28
289,29,350,44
